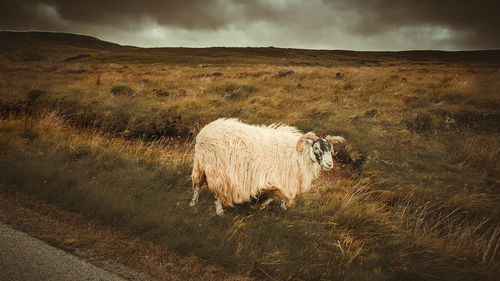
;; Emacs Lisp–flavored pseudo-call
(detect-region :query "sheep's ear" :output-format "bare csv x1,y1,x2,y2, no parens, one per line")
325,135,346,145
303,139,313,146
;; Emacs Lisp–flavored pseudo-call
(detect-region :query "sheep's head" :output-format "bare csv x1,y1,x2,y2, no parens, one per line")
296,133,334,170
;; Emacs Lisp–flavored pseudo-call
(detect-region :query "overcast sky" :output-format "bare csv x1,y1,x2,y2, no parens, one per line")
1,0,498,50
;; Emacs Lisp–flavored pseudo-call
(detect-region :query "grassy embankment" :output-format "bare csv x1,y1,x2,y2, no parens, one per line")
0,32,499,280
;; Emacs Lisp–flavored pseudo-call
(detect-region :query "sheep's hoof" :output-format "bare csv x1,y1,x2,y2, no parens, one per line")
280,201,288,210
260,198,274,210
189,200,197,207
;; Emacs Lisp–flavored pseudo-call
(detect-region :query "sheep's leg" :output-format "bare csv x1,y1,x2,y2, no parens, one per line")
270,189,289,210
190,156,205,207
260,198,274,210
189,187,200,207
280,200,288,210
214,199,224,217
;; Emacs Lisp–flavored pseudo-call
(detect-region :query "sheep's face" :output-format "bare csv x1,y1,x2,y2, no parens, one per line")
308,139,334,170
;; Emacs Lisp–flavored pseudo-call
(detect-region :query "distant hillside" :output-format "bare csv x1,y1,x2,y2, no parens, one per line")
0,31,123,51
1,31,499,66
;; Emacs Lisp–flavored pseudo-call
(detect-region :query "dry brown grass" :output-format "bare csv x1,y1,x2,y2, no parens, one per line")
0,32,499,280
1,110,499,280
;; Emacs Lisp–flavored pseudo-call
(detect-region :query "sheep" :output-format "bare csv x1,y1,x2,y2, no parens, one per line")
189,118,343,216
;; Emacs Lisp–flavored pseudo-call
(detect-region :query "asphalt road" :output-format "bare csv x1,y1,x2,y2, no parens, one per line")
0,222,128,281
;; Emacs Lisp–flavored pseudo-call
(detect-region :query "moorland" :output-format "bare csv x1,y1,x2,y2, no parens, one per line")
0,31,499,280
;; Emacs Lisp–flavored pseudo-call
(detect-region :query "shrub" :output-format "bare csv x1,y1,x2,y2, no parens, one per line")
214,84,258,101
63,54,90,62
153,89,170,97
27,89,47,104
111,85,134,96
276,70,294,78
405,112,439,135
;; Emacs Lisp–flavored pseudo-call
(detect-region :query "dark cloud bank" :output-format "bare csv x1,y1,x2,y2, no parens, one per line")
0,0,498,50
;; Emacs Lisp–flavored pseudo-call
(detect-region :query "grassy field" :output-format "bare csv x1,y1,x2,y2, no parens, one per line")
0,31,499,280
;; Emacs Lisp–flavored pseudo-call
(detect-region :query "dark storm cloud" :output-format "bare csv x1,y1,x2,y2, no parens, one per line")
0,0,231,30
0,0,498,49
323,0,500,49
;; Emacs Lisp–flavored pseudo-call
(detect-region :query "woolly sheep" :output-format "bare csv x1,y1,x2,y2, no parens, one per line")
189,118,343,216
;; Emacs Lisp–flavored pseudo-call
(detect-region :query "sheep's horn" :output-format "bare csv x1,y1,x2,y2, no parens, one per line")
325,135,346,145
296,133,319,152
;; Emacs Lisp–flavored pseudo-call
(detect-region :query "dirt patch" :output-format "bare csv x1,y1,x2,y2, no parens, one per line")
0,187,252,281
